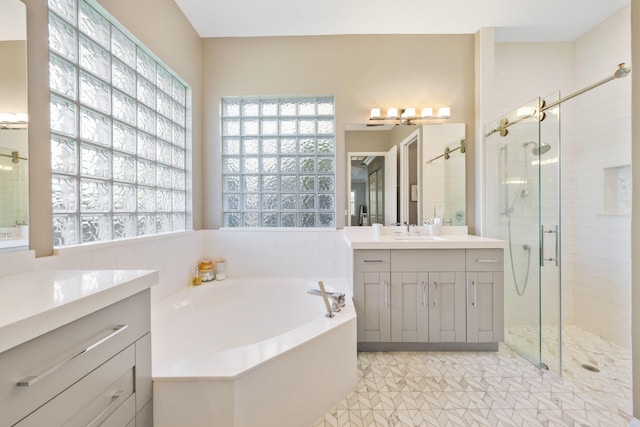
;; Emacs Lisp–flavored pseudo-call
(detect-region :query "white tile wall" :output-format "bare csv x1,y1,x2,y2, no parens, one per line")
563,5,631,349
201,229,349,283
489,6,632,349
0,229,351,304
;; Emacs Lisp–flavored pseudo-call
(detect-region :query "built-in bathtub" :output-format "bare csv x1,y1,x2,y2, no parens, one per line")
151,277,357,427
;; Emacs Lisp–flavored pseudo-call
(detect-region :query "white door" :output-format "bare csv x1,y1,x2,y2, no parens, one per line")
384,145,397,226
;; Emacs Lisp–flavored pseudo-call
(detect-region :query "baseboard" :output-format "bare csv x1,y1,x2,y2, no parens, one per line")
629,417,640,427
357,342,499,352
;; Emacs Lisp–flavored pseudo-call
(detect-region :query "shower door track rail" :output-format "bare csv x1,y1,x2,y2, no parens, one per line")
486,63,631,137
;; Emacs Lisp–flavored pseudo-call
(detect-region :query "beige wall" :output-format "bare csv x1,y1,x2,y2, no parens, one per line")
202,34,476,229
22,0,202,256
0,40,27,114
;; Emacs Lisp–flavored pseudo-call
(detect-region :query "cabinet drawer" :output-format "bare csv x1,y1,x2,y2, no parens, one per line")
354,250,390,272
466,249,504,271
0,290,149,426
15,345,135,427
391,250,465,272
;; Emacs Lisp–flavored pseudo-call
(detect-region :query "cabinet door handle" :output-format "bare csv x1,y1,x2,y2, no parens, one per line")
475,259,497,263
472,281,477,307
363,259,383,263
16,324,128,387
86,390,126,427
422,280,426,307
433,281,439,308
384,281,389,307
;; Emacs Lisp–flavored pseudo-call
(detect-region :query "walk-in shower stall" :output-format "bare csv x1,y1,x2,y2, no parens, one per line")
483,64,631,377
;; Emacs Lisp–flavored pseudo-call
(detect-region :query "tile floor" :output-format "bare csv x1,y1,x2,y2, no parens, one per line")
312,326,631,426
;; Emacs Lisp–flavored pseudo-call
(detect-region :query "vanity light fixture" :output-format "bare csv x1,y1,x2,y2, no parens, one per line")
369,106,450,125
0,112,28,130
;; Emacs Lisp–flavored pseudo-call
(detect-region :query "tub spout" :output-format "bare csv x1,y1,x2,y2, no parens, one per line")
308,282,345,317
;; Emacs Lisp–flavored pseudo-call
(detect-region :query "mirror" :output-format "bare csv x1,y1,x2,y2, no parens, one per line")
346,123,465,227
422,123,466,225
0,0,29,251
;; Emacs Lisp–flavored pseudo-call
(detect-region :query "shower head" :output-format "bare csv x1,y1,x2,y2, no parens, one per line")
523,141,551,156
508,188,529,214
532,143,551,156
614,63,631,79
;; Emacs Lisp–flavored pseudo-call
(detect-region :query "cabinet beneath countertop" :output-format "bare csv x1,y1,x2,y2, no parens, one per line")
353,248,503,352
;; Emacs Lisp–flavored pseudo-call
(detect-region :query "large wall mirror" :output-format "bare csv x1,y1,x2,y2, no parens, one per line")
346,123,465,227
0,0,29,251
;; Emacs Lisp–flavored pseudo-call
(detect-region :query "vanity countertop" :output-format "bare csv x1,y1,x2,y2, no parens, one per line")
343,227,506,250
0,269,158,353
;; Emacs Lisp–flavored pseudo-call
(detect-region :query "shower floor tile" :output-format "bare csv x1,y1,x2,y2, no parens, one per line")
312,327,631,426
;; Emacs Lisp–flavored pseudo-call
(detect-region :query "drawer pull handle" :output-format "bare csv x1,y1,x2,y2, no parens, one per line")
475,259,498,263
363,259,383,263
16,324,128,387
86,390,126,427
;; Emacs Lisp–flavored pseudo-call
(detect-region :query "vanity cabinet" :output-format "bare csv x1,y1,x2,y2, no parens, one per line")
353,248,504,350
353,250,391,342
466,249,505,343
0,289,152,427
390,250,466,343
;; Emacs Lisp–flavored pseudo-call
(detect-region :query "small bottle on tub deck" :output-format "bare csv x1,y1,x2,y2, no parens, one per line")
198,259,216,282
191,267,202,286
215,258,226,280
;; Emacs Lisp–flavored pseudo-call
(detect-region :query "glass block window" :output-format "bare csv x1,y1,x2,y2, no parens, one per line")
222,97,335,228
48,0,189,246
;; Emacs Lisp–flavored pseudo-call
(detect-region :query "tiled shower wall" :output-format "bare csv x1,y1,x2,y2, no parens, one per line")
563,6,632,348
491,5,632,349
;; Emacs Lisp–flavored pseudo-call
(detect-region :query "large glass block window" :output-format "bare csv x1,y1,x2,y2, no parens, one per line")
222,97,335,228
48,0,189,246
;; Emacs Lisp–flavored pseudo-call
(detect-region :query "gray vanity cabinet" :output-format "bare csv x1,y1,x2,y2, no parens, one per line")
353,247,504,349
354,250,391,342
0,290,152,427
390,250,466,343
466,249,505,343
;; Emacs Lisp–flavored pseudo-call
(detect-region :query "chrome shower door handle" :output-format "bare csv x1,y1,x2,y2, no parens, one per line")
554,225,559,267
540,224,545,267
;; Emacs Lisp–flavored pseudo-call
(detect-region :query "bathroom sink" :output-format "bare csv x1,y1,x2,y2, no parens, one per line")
393,235,446,241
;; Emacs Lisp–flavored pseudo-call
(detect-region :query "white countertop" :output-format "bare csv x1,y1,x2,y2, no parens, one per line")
343,227,506,250
0,269,158,354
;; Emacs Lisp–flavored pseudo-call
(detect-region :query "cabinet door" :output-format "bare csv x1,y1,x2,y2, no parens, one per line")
390,272,429,342
428,271,466,342
354,271,391,342
467,271,504,342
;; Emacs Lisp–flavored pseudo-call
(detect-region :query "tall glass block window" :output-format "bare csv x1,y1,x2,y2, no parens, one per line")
222,97,335,228
48,0,189,246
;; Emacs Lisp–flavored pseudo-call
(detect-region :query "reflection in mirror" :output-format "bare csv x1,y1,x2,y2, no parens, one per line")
346,123,466,228
349,153,393,226
0,0,29,251
422,123,466,225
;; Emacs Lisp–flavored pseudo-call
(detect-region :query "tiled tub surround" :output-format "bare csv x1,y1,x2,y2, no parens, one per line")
151,277,357,427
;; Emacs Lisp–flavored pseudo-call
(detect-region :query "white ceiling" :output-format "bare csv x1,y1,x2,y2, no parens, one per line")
174,0,630,42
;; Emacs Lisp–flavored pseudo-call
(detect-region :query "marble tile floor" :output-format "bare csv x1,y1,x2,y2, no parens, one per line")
312,327,631,426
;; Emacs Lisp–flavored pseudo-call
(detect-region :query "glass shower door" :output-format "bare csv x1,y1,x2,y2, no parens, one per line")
484,95,561,375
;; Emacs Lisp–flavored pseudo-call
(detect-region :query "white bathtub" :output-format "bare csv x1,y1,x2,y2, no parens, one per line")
151,277,357,427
